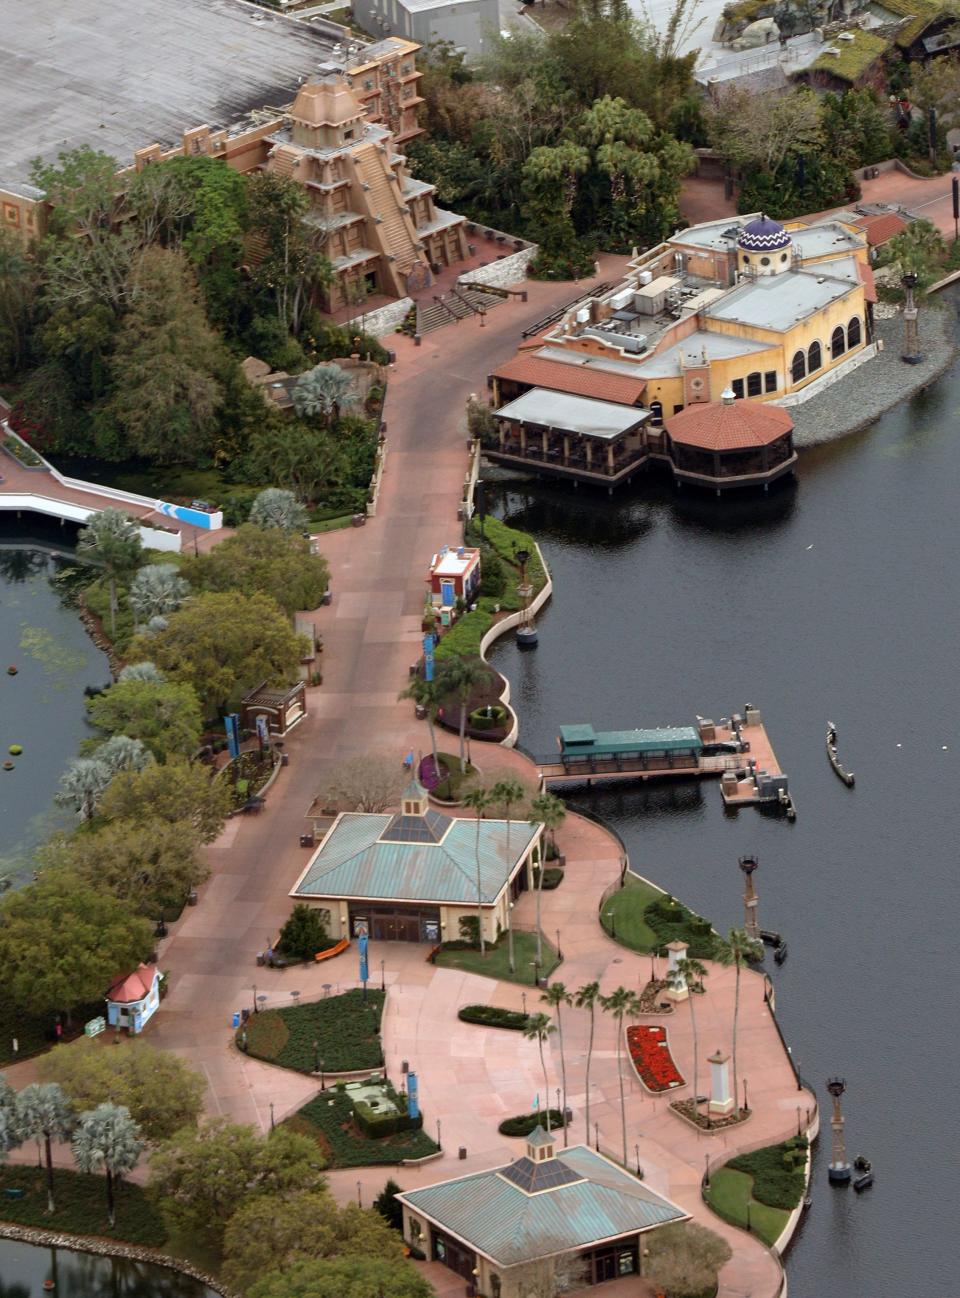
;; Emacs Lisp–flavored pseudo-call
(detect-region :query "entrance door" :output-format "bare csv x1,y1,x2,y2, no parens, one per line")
440,579,455,606
593,1252,617,1284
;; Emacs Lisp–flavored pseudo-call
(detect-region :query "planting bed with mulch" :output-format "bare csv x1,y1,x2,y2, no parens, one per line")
0,1167,166,1246
627,1024,684,1092
288,1088,438,1167
239,988,385,1073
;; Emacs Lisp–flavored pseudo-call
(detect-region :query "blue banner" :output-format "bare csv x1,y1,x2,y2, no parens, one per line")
224,713,240,760
156,501,220,529
359,931,369,985
423,633,435,683
255,714,270,747
407,1071,419,1119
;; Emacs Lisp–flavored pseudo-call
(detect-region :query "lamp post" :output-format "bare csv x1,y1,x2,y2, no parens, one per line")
555,928,562,961
357,1180,362,1207
507,901,516,975
704,1153,711,1189
635,1143,641,1176
594,1122,599,1152
269,1102,275,1132
738,855,760,942
604,909,616,940
436,1118,442,1151
252,984,258,1013
521,990,527,1017
380,959,385,992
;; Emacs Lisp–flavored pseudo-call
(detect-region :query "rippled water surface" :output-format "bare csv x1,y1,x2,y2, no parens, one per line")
0,1238,214,1298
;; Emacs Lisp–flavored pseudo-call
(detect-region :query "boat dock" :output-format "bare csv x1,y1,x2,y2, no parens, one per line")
534,707,792,813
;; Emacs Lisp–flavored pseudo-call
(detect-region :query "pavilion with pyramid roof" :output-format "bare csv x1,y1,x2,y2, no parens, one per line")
290,777,543,944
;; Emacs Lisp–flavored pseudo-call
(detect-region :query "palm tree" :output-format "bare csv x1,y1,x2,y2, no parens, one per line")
72,1104,143,1227
96,735,152,778
436,657,488,773
56,756,113,821
670,957,708,1125
463,787,492,956
249,488,308,533
490,777,525,858
574,981,601,1142
16,1084,73,1213
528,792,567,965
129,564,189,628
541,982,572,1146
77,508,143,638
718,929,762,1118
293,363,358,424
117,661,166,683
0,1077,22,1166
398,676,443,784
523,1013,556,1132
600,986,640,1166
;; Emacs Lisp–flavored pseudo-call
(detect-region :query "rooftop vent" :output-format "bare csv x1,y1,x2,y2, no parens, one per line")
721,387,736,405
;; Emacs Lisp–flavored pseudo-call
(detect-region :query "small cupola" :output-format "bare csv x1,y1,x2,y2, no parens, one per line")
525,1124,556,1162
401,777,429,817
721,387,736,406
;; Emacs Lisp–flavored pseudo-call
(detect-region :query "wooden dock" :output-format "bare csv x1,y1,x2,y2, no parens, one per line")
720,713,796,818
536,721,741,785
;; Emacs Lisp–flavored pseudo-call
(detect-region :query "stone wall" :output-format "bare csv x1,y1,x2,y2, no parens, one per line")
458,245,538,290
343,296,412,339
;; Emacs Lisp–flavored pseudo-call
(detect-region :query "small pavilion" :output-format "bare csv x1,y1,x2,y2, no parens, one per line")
664,390,797,492
240,679,307,737
105,963,161,1035
493,388,651,484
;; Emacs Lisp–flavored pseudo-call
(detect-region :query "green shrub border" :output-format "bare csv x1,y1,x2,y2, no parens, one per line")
726,1137,808,1211
498,1110,565,1137
458,1004,531,1030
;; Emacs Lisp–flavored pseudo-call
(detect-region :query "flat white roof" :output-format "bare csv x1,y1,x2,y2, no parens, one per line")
706,271,858,333
633,330,772,378
432,549,478,576
496,388,648,439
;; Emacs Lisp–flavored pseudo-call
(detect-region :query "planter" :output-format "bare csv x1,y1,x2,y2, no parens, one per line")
627,1024,685,1093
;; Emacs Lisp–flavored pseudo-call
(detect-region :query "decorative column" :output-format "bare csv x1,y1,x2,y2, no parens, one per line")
519,425,527,452
738,855,760,942
585,441,593,470
901,272,922,365
607,444,615,473
541,429,548,458
563,434,571,463
708,1049,734,1114
827,1078,852,1183
666,940,688,999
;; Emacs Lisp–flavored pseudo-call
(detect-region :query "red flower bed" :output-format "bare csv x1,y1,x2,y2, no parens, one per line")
627,1024,684,1093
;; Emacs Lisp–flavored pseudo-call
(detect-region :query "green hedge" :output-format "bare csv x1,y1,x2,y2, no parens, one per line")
354,1088,423,1139
467,517,546,592
0,1166,166,1245
240,988,385,1073
498,1110,565,1137
533,866,564,890
290,1089,438,1167
727,1138,808,1210
644,895,725,960
458,1005,531,1030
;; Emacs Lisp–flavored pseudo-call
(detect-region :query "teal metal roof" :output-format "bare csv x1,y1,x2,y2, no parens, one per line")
399,1145,687,1265
292,812,540,905
559,724,702,755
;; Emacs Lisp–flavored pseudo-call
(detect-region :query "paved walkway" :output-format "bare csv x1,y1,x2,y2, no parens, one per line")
4,252,810,1298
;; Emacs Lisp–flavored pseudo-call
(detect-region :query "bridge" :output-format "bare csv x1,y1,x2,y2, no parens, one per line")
0,423,225,553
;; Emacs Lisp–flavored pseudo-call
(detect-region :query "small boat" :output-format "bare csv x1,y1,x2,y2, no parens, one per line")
853,1172,874,1192
774,942,788,965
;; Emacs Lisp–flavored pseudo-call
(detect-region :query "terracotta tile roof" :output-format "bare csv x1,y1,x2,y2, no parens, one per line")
856,213,908,247
665,399,793,452
106,962,158,1004
492,355,646,406
857,260,878,303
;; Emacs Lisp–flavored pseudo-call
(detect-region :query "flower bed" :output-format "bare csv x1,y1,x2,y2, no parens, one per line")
627,1024,684,1093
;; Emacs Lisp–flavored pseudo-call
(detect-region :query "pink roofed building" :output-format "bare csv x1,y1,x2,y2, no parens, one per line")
105,962,161,1035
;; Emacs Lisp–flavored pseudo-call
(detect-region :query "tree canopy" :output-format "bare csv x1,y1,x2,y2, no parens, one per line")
98,757,230,844
248,1257,431,1298
86,678,204,760
181,524,330,617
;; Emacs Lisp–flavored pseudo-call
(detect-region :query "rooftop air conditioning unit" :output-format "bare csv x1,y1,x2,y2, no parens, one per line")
576,307,590,324
638,270,654,286
610,288,634,310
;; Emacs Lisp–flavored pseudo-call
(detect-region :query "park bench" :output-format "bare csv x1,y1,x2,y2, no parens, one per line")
314,938,350,963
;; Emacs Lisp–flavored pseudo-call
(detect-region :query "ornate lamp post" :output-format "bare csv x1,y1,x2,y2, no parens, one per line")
901,272,922,365
514,547,538,647
738,855,760,942
826,1078,852,1184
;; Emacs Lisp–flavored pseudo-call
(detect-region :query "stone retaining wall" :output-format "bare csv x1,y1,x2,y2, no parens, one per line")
343,297,412,339
458,246,537,290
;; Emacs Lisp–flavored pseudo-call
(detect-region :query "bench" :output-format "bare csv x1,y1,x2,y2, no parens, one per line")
4,1187,25,1199
314,938,350,963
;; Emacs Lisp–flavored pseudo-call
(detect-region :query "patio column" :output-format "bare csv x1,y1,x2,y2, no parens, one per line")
666,940,688,1000
541,428,548,457
713,452,721,482
520,425,527,452
607,444,615,473
708,1049,734,1114
498,423,505,450
563,434,571,462
585,440,593,469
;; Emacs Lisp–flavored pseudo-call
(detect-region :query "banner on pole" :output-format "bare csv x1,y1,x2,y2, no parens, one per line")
407,1070,420,1119
224,713,240,760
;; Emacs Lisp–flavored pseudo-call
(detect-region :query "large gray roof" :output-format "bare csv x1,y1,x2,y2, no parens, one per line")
705,271,858,333
0,0,365,186
495,389,649,439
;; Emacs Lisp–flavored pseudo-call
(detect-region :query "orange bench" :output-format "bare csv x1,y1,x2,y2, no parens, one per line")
315,938,350,963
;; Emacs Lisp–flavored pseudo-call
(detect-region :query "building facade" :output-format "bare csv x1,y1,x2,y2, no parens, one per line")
352,0,500,61
105,963,161,1035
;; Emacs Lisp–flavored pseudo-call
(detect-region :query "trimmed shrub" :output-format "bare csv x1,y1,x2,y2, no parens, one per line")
277,903,329,961
727,1139,808,1211
458,1005,531,1030
290,1088,438,1167
498,1110,565,1137
532,866,564,890
469,704,507,731
354,1088,423,1139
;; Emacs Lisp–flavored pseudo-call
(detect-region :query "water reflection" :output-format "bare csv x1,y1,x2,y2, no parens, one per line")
0,1240,214,1298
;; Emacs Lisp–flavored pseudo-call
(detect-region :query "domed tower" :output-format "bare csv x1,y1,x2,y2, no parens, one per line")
737,215,792,277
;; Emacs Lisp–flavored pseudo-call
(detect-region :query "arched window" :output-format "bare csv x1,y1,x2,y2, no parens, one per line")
831,326,846,359
808,340,822,373
848,316,862,348
747,371,762,396
791,350,806,384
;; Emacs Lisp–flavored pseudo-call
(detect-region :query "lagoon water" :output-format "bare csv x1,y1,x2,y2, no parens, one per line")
0,1238,215,1298
489,313,960,1297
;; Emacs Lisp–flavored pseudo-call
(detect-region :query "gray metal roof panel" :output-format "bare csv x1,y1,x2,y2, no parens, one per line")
495,389,648,439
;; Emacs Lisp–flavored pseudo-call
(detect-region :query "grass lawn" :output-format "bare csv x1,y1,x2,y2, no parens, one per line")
430,755,479,801
434,931,559,986
600,875,664,952
0,1166,166,1246
287,1089,439,1168
0,1002,104,1068
705,1167,789,1247
240,988,385,1074
310,514,353,533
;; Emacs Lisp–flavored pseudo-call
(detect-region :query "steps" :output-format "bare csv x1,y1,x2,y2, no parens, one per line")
351,145,421,277
415,287,508,335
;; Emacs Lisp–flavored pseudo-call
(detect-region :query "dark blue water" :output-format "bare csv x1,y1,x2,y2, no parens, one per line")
488,328,960,1296
0,519,108,885
0,1238,215,1298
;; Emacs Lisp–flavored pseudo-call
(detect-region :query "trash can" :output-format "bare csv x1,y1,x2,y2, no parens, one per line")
188,889,198,906
257,952,265,967
280,753,290,766
415,703,427,720
351,513,366,528
232,1011,240,1029
300,833,315,849
458,1146,467,1160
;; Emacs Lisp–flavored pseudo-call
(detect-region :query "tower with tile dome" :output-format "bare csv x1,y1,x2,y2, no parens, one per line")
737,215,793,277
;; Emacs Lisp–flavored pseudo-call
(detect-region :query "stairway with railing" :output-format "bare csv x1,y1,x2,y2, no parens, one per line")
351,145,421,279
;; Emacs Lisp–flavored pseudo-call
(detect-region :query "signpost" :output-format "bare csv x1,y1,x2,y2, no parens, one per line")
224,713,241,760
358,931,369,1002
423,633,435,683
407,1070,420,1120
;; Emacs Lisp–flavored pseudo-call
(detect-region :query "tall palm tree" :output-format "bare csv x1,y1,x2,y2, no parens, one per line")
463,786,492,956
718,929,762,1117
436,657,487,773
16,1084,73,1213
77,508,143,638
600,986,641,1166
129,563,189,629
398,675,443,784
72,1104,143,1227
523,1012,556,1133
670,957,708,1124
56,756,112,822
249,488,308,533
0,1076,22,1166
541,982,572,1146
96,735,152,778
528,792,567,966
117,661,166,684
490,777,525,858
293,363,358,424
574,981,601,1142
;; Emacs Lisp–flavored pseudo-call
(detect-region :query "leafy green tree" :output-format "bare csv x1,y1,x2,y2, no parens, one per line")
463,786,492,956
249,1256,431,1298
885,218,947,287
249,487,309,533
149,1121,327,1250
78,507,142,637
247,172,331,334
109,247,226,464
117,661,165,683
528,792,566,965
130,591,309,716
645,1221,732,1298
670,956,708,1124
87,678,203,760
574,981,601,1140
277,905,329,960
72,1103,143,1227
39,1039,205,1142
95,734,153,777
16,1083,74,1213
0,1077,22,1165
717,929,762,1118
522,1013,556,1132
129,564,190,628
0,229,38,376
293,363,358,424
181,524,329,618
0,875,151,1020
248,421,348,506
541,982,572,1146
600,986,640,1165
99,757,231,844
820,90,893,170
436,656,488,773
